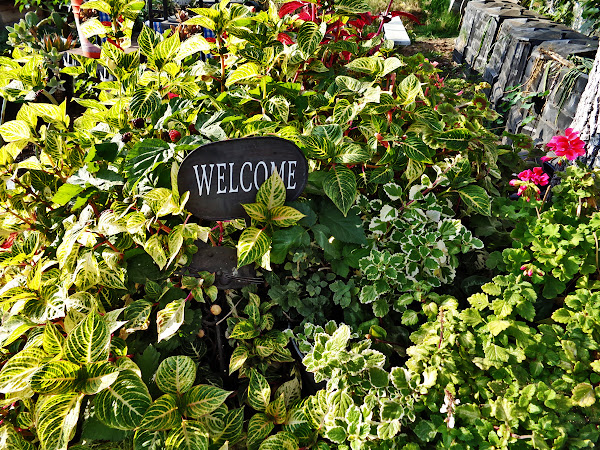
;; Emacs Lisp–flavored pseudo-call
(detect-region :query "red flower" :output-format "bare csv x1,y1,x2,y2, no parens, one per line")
101,21,112,27
205,37,216,43
547,128,586,161
167,92,179,99
277,32,294,45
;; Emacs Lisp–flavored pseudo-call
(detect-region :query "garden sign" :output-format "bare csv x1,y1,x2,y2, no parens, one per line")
177,136,309,220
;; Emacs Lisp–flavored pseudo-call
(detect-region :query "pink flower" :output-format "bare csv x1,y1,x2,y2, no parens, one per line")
530,167,549,186
547,128,586,161
167,92,179,99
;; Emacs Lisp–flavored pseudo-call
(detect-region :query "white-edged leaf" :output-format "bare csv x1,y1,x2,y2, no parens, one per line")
157,299,185,342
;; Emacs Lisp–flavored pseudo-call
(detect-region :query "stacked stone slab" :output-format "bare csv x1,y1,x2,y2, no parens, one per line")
505,39,598,142
454,0,598,143
453,0,526,66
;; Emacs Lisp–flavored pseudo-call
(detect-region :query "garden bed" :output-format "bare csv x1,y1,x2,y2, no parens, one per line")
0,0,600,449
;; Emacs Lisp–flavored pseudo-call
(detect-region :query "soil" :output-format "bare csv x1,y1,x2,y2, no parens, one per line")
396,37,458,72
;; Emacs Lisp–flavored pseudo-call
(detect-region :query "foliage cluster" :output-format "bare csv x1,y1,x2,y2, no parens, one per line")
0,0,599,449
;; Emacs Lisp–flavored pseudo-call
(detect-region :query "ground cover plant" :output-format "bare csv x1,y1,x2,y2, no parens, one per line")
1,0,600,449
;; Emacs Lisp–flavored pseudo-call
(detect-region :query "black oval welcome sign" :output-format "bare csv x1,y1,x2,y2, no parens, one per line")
178,137,309,220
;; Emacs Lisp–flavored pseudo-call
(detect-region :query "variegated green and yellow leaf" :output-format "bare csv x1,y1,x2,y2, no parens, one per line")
133,429,167,450
165,420,209,450
130,87,161,119
95,370,152,430
237,227,271,268
0,347,46,393
155,355,196,395
35,392,83,450
225,62,262,87
228,345,250,375
64,311,110,364
79,361,120,395
0,120,31,142
0,424,35,450
140,394,182,430
183,385,231,419
242,203,268,223
258,431,298,450
156,299,185,343
124,299,153,333
30,360,80,395
248,369,271,412
265,392,287,424
268,206,305,228
213,408,244,445
323,166,357,217
247,413,274,447
42,322,65,356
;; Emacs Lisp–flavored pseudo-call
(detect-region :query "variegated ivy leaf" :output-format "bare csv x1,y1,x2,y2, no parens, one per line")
242,203,269,223
95,370,152,430
30,360,80,394
155,355,196,395
248,369,271,412
237,227,271,268
165,420,209,450
228,345,250,375
247,413,274,447
140,394,182,430
183,385,231,419
256,172,286,210
268,206,305,228
157,299,185,342
35,392,83,450
133,429,167,450
79,361,120,395
64,311,110,364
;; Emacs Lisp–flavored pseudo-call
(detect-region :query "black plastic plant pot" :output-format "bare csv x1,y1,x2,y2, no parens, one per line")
542,161,556,177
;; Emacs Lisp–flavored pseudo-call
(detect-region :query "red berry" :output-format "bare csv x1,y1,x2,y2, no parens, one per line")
188,123,198,135
169,130,181,142
132,118,144,128
122,132,133,143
